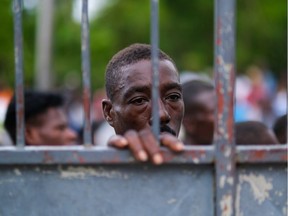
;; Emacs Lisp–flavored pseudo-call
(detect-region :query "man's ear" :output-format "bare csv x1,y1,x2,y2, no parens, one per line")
25,126,40,145
102,99,114,127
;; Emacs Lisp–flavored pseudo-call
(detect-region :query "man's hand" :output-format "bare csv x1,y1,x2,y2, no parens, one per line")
107,129,184,165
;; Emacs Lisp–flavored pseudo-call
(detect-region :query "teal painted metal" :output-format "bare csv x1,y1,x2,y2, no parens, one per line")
13,0,25,147
81,0,92,145
1,0,287,215
150,0,160,141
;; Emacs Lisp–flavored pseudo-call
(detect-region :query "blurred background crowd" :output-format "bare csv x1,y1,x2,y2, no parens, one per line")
0,0,286,145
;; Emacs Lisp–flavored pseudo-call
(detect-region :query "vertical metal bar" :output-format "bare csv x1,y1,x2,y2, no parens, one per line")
35,0,54,90
13,0,25,147
81,0,92,145
150,0,160,141
214,0,236,215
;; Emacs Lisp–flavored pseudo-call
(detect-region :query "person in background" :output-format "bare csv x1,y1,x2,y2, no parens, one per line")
181,79,215,145
4,90,77,146
273,114,287,144
235,121,279,145
102,43,184,164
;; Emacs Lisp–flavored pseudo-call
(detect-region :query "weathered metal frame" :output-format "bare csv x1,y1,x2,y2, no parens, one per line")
214,0,237,214
81,0,92,145
4,0,288,216
13,0,25,147
0,145,286,165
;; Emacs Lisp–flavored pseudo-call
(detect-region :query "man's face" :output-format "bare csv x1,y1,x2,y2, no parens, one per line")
104,59,184,137
185,90,215,144
26,108,77,146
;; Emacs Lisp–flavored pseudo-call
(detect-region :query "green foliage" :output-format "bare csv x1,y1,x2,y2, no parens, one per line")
0,0,286,90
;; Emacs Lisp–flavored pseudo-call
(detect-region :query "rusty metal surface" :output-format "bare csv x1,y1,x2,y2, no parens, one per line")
214,0,236,215
0,146,214,165
0,145,286,165
81,0,92,145
150,0,160,141
13,0,25,147
237,145,288,163
0,164,214,216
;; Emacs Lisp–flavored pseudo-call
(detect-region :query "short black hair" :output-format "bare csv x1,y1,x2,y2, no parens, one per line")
105,43,175,100
182,79,214,114
273,114,287,144
235,121,278,145
4,90,64,144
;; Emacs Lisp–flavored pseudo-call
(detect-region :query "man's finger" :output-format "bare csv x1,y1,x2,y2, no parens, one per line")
107,135,128,148
124,130,148,162
160,133,184,152
139,130,163,165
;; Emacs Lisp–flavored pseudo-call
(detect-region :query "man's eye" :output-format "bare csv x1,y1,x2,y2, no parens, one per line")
130,98,147,105
166,94,181,101
57,125,66,131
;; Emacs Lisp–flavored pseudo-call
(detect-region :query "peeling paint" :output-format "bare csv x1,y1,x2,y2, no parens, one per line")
192,158,200,164
226,177,233,186
220,176,234,189
274,190,283,197
239,173,273,204
224,146,231,157
283,205,287,215
220,194,233,216
60,166,129,180
14,168,21,176
235,182,243,216
220,175,226,188
167,198,177,204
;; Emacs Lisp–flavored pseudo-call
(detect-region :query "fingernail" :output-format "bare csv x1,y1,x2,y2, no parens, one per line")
153,153,163,165
119,137,128,146
138,150,148,161
176,142,184,151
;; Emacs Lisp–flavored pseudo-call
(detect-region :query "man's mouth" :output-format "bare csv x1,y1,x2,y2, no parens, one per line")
160,125,176,136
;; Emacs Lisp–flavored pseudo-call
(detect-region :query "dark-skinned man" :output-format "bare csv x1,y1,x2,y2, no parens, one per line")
102,43,184,165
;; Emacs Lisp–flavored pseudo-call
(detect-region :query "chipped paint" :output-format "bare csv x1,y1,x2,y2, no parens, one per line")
60,166,129,180
227,177,233,186
220,176,234,189
167,198,177,204
239,173,273,204
220,175,226,188
226,164,232,171
192,158,200,164
14,168,21,176
283,204,287,215
224,146,231,157
220,194,233,216
235,181,243,216
274,191,283,197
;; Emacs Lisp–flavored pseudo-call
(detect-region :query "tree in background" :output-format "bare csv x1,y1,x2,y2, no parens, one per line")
0,0,286,90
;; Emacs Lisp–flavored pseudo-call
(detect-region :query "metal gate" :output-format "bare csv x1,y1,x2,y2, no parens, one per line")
0,0,287,215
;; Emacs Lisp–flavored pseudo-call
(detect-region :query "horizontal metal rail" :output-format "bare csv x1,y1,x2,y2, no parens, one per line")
0,145,286,165
236,145,288,163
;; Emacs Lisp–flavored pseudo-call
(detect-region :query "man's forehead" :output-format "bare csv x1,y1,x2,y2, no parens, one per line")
36,107,66,124
190,91,215,107
111,59,179,100
120,59,178,76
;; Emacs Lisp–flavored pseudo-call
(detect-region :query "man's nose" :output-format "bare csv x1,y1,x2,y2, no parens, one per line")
150,100,171,125
65,128,78,144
